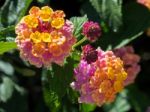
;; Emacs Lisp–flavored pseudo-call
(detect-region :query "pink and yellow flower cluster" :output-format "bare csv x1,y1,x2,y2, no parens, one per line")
71,45,127,106
137,0,150,9
15,6,76,67
114,46,141,86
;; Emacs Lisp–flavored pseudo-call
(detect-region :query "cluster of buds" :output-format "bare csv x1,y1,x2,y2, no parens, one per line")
82,21,101,42
81,45,98,64
114,46,141,85
71,45,127,106
15,6,76,67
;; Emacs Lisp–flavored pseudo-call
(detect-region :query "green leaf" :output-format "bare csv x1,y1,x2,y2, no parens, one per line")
0,26,15,36
0,90,28,112
0,26,15,41
42,58,75,112
80,1,100,23
0,108,5,112
103,90,131,112
114,31,143,49
17,0,33,21
121,2,150,38
0,42,17,55
70,15,88,40
80,104,96,112
95,2,150,50
0,0,32,40
0,60,14,75
43,84,61,112
67,87,78,104
46,58,74,97
127,85,150,112
0,76,25,102
71,50,81,62
0,0,32,27
37,0,51,5
90,0,123,32
0,77,14,102
15,68,36,77
14,84,25,95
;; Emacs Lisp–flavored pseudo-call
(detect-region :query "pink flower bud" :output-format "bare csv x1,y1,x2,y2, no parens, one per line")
82,21,101,42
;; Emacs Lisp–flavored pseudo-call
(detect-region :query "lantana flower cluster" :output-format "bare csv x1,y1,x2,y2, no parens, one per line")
114,46,141,85
15,6,76,67
71,45,127,106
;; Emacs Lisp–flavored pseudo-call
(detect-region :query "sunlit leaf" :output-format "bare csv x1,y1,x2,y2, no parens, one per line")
42,58,75,111
43,84,61,112
0,77,14,102
0,76,25,102
80,104,96,112
90,0,123,32
0,60,14,75
0,42,17,54
71,50,81,62
103,90,131,112
70,15,88,40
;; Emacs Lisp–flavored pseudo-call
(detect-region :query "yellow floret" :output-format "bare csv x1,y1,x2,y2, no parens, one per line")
107,67,115,80
99,80,111,93
24,15,38,28
41,32,51,42
40,6,53,21
51,18,64,29
116,71,127,81
29,6,40,17
114,81,123,92
30,31,42,43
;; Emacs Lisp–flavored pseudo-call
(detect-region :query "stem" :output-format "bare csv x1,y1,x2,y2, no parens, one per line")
72,37,87,50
